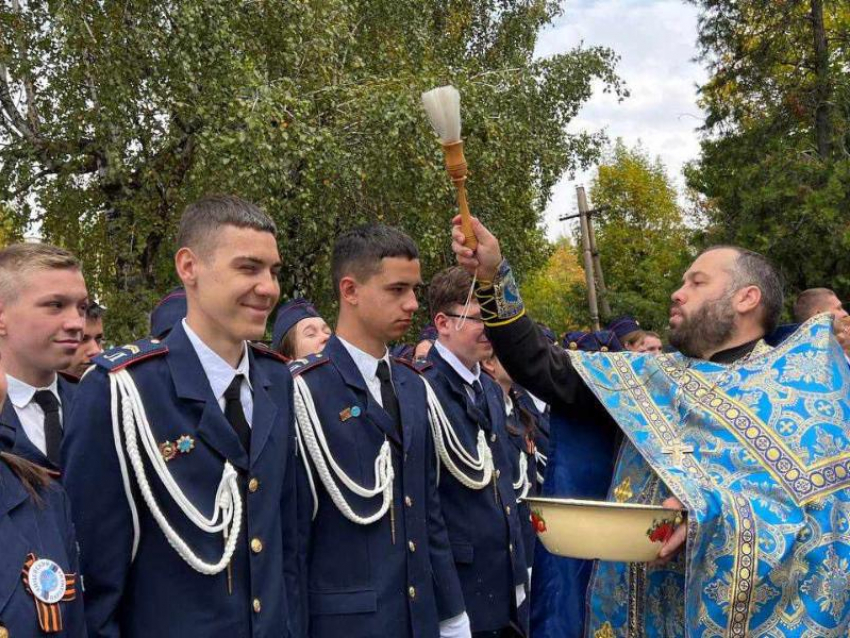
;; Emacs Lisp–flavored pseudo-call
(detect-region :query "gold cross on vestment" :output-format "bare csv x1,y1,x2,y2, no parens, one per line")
661,443,695,466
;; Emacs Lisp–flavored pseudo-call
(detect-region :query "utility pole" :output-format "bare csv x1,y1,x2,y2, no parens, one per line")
560,186,612,330
578,187,611,318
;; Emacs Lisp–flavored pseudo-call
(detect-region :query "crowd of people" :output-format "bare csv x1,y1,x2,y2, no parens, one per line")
1,194,848,638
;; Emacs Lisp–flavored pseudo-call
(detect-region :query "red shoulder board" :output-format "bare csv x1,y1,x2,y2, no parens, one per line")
249,341,289,364
93,338,168,372
288,352,330,377
393,357,432,374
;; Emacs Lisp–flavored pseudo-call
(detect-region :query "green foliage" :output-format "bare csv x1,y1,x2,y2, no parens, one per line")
520,236,588,336
685,0,850,309
587,140,693,332
0,0,624,342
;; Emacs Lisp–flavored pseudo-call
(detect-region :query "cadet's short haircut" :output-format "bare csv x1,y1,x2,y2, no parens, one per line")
793,288,838,323
0,243,81,303
701,245,784,334
86,302,105,321
428,266,473,319
176,195,276,258
331,224,419,299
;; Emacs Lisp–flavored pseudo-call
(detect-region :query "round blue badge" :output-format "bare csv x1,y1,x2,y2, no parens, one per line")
29,559,66,604
350,406,362,418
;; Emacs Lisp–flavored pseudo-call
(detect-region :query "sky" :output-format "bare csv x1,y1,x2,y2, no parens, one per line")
535,0,708,240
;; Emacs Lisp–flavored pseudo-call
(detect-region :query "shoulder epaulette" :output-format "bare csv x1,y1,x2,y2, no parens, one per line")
93,338,169,372
392,357,431,374
288,352,330,377
249,341,289,364
58,370,80,384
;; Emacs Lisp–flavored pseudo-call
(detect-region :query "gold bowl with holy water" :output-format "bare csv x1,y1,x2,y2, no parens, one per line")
523,496,685,563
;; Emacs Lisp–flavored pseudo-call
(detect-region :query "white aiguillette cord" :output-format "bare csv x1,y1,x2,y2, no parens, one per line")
293,375,394,524
453,268,479,331
109,369,241,574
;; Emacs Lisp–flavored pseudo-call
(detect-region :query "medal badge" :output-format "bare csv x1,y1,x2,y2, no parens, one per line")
21,554,76,633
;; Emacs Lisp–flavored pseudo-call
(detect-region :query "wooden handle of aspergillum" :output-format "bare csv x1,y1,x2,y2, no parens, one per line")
442,141,478,251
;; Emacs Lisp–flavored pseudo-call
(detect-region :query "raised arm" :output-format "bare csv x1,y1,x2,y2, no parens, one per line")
450,216,584,410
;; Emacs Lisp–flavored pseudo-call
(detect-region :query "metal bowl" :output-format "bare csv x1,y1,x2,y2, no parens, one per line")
524,496,684,563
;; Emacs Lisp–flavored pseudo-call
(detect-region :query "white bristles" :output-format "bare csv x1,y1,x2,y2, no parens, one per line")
421,85,462,144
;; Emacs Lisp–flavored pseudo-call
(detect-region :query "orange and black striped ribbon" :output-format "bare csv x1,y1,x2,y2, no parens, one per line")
21,553,76,633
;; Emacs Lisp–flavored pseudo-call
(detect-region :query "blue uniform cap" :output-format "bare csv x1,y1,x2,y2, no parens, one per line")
418,324,438,343
563,331,602,352
150,287,187,339
606,315,641,341
272,298,320,351
594,329,623,353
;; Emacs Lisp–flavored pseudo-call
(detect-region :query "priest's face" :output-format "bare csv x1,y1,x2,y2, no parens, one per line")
669,248,739,358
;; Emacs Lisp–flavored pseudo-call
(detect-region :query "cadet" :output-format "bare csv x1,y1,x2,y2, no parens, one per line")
290,225,469,638
61,195,302,637
149,286,188,339
64,301,105,379
0,344,86,637
0,243,88,469
480,355,539,575
271,298,331,360
423,267,528,638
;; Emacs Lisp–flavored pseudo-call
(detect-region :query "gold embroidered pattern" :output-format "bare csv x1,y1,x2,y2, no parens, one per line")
594,621,616,638
726,495,757,636
613,477,633,503
661,361,850,505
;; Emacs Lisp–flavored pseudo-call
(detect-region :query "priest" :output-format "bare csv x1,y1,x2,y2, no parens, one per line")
451,216,850,638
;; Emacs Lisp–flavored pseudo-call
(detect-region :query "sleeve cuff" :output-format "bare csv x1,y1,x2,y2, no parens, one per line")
476,259,526,327
439,611,471,638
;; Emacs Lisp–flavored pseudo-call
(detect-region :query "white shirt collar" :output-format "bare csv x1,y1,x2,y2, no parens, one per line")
434,340,481,387
182,319,252,402
337,336,391,383
7,374,59,409
504,393,514,417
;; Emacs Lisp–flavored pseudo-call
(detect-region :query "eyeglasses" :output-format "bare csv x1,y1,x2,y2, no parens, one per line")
444,312,484,324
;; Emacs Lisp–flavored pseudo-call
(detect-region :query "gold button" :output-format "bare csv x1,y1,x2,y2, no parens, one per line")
253,598,262,613
404,496,413,507
251,538,263,554
495,469,501,479
408,586,416,600
408,540,416,552
491,433,497,442
248,478,260,493
505,506,511,515
509,543,514,553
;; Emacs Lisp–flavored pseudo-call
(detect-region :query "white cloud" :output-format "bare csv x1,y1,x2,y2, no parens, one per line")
535,0,708,239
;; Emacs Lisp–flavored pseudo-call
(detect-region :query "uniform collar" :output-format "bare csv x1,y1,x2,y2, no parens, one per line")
434,340,481,387
6,374,59,410
181,319,253,402
337,335,391,384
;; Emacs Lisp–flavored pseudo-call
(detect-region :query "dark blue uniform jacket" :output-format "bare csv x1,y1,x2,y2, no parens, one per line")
61,323,302,638
290,336,464,638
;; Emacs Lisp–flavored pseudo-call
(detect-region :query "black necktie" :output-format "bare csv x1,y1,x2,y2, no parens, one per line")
224,375,251,452
472,380,491,428
376,360,401,431
33,390,62,466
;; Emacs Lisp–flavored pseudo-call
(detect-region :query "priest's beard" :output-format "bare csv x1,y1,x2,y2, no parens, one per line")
669,289,737,359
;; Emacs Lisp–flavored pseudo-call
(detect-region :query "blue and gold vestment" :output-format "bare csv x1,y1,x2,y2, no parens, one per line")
570,315,850,637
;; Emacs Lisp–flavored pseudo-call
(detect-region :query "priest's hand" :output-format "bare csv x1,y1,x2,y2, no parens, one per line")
451,215,502,281
656,496,686,563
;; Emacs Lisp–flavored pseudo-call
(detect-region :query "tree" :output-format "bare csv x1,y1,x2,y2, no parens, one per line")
0,0,625,341
520,236,588,336
685,0,850,303
587,140,693,331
